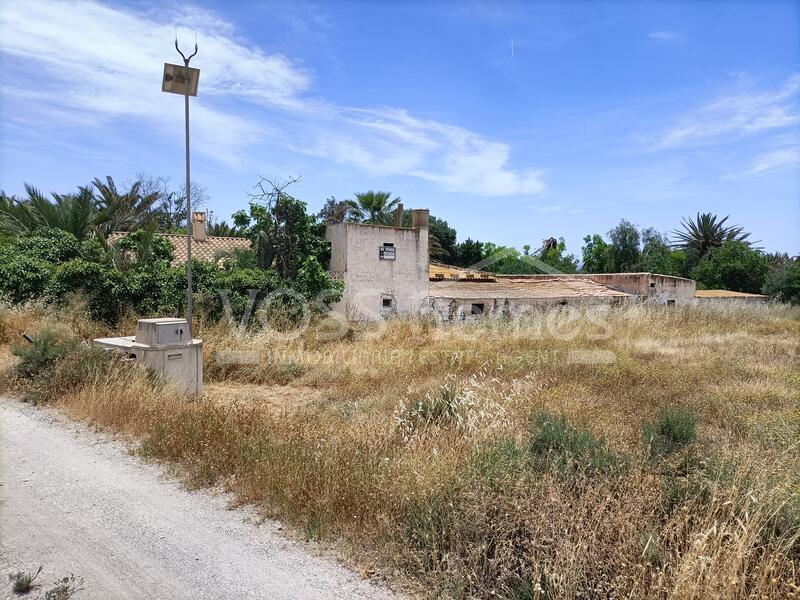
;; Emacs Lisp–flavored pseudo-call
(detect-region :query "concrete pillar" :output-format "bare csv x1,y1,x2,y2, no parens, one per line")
192,211,207,242
411,208,429,230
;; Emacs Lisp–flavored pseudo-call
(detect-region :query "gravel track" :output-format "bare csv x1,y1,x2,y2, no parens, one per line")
0,399,398,599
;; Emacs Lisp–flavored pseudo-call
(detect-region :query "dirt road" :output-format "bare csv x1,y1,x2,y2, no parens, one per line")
0,399,397,599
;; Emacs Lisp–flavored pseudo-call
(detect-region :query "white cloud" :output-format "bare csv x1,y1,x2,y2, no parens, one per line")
654,74,800,149
745,147,800,175
725,136,800,179
0,0,543,196
648,31,680,43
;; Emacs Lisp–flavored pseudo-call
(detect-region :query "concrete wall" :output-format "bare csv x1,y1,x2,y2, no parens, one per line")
326,218,429,321
430,294,634,323
695,296,767,304
495,273,696,304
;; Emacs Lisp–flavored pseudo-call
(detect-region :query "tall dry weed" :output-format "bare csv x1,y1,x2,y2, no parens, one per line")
2,301,799,597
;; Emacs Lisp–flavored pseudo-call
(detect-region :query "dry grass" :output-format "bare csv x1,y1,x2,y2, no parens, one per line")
2,300,799,598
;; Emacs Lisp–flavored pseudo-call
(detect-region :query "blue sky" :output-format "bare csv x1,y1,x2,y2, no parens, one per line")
1,0,798,255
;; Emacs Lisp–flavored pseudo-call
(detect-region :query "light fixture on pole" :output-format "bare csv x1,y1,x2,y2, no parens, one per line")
162,36,199,336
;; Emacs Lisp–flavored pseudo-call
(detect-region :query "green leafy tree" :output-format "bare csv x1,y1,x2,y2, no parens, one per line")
690,241,769,293
428,216,457,262
540,238,578,273
608,219,641,272
639,228,687,277
233,177,338,303
295,256,344,302
317,196,360,224
672,212,752,258
454,238,484,267
581,234,611,273
763,256,800,304
346,190,401,224
398,209,456,261
480,243,563,275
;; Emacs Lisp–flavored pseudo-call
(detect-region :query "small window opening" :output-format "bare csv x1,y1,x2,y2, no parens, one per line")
559,300,568,306
382,297,393,308
649,282,656,288
471,303,485,315
667,299,676,306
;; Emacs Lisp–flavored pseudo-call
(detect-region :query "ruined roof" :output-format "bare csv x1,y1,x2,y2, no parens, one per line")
429,277,632,300
695,289,767,298
107,232,250,264
429,263,496,282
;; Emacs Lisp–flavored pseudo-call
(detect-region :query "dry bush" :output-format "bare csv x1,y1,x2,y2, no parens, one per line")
3,301,799,598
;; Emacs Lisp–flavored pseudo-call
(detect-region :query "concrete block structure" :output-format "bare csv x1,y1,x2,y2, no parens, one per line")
493,273,696,305
429,277,635,322
94,318,203,396
324,210,698,322
325,210,430,321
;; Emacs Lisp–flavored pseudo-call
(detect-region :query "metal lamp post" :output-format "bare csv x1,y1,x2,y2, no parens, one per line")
162,39,199,336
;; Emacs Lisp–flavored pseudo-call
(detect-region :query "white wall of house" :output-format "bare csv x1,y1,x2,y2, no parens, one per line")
325,211,429,321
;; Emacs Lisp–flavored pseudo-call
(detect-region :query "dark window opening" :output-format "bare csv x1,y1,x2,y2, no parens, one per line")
667,299,676,306
382,297,393,308
471,303,485,315
649,282,656,288
559,300,568,306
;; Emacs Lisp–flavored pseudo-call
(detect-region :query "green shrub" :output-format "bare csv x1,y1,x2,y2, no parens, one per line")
13,329,76,381
5,229,80,262
0,255,53,302
644,407,698,456
763,258,800,304
471,438,528,488
529,411,623,475
47,259,128,323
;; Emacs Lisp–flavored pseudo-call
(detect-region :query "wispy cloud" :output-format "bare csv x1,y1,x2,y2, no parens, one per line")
745,146,800,175
725,135,800,179
654,74,800,149
648,30,680,43
0,0,544,196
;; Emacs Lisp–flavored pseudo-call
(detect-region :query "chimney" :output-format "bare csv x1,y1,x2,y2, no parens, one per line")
411,208,429,231
192,211,207,242
394,202,404,227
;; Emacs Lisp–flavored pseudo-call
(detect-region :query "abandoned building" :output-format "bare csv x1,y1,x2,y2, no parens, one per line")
108,209,772,323
325,209,431,321
324,208,698,322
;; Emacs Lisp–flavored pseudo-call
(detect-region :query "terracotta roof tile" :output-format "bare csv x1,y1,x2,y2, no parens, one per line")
107,232,250,265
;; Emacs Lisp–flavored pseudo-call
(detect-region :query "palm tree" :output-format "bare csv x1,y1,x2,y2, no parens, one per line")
346,190,401,224
672,212,752,257
208,221,242,237
0,184,97,240
92,176,160,236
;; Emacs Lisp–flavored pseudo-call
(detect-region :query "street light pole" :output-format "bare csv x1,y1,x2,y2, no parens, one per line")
164,38,199,337
180,45,195,338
